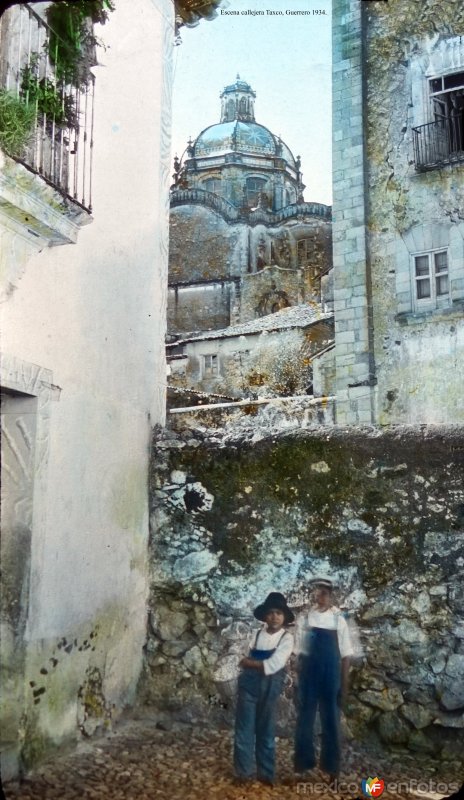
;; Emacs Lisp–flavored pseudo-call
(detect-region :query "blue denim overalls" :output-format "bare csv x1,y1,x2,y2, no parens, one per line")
294,625,341,776
234,629,288,782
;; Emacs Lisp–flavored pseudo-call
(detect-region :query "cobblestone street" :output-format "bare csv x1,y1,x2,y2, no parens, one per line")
4,714,462,800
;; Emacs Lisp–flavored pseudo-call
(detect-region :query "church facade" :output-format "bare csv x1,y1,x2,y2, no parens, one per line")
168,77,333,340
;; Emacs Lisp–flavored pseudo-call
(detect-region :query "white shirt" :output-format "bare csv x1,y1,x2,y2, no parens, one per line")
293,606,354,659
247,627,294,676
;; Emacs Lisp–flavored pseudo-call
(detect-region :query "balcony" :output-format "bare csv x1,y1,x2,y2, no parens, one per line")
0,3,95,219
413,116,464,172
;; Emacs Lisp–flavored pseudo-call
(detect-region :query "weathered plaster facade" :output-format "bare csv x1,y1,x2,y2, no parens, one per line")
168,305,334,399
142,424,464,765
1,0,172,778
332,0,464,425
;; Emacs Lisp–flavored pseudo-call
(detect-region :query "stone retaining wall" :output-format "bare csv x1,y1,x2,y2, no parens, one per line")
141,423,464,765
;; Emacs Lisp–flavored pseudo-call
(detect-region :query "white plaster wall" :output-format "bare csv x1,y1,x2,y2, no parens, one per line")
377,321,464,425
0,0,172,763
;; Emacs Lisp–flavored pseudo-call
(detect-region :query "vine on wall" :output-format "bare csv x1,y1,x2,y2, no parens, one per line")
0,1,115,157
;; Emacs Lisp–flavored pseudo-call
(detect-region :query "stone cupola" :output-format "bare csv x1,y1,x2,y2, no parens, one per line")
220,74,256,122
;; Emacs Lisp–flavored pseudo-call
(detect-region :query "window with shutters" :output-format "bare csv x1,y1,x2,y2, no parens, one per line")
412,250,449,311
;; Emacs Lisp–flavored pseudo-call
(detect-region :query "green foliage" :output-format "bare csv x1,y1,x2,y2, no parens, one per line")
46,0,115,85
0,89,36,156
20,63,76,128
1,0,115,155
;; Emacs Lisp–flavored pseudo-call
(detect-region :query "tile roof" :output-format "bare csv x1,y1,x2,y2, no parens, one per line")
167,304,333,346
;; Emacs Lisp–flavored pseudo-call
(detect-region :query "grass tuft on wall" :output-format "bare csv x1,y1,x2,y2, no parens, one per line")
0,90,36,157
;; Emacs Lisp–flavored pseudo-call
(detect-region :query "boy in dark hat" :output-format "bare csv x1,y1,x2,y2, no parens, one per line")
234,592,294,786
294,578,353,781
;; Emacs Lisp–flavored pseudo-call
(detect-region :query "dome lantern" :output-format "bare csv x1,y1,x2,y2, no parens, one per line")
220,74,256,123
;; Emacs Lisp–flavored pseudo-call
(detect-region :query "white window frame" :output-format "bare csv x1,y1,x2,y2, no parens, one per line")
411,249,450,312
429,72,464,106
428,72,464,157
202,353,218,377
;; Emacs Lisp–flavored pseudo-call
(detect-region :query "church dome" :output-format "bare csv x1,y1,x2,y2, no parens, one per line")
174,77,305,211
194,120,296,167
189,76,298,169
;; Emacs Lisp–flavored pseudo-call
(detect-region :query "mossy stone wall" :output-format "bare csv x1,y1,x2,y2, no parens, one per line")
143,424,464,763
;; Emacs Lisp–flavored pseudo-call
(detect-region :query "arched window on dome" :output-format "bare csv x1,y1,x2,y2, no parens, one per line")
203,178,222,196
226,99,235,121
239,97,247,118
245,176,267,208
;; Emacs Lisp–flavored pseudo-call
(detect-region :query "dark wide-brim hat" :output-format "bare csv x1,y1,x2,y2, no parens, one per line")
254,592,295,624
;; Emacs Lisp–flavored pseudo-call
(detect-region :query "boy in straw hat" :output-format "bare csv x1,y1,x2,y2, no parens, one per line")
294,578,353,781
234,592,294,786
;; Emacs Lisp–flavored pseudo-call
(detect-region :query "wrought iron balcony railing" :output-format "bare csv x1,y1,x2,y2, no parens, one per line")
0,3,95,212
412,116,464,172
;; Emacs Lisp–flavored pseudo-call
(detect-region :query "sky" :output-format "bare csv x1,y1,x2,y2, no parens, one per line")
171,0,332,205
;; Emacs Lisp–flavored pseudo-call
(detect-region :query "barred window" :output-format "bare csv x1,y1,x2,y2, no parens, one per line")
412,68,464,170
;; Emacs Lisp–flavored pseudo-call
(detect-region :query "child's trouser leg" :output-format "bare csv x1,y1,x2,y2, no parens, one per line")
296,629,341,775
255,675,283,782
234,683,258,779
294,663,318,772
318,682,340,776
